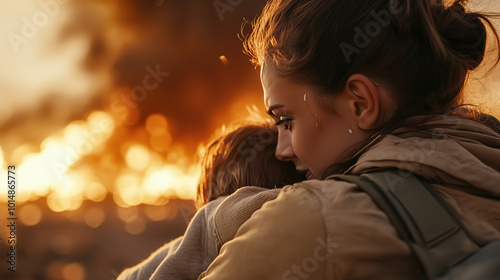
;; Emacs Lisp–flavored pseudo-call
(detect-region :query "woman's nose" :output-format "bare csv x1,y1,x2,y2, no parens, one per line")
275,130,295,161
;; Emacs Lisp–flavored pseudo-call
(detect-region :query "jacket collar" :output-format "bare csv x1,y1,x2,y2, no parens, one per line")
348,114,500,197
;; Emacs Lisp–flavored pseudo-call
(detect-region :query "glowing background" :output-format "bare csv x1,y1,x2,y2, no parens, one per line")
0,0,498,279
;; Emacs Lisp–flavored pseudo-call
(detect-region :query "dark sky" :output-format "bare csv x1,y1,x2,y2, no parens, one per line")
110,0,270,150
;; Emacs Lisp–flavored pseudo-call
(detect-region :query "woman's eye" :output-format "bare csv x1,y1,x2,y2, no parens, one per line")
275,117,293,131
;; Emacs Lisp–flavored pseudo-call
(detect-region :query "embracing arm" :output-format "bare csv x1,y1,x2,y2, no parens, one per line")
117,197,224,280
117,237,184,280
199,185,328,280
117,186,280,280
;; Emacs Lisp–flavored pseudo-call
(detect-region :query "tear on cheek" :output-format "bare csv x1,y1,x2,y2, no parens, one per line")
306,170,314,180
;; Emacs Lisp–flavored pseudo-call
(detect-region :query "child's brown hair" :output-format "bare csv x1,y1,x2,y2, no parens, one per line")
196,120,305,208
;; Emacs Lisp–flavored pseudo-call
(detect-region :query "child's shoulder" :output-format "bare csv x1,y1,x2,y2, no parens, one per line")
212,187,280,246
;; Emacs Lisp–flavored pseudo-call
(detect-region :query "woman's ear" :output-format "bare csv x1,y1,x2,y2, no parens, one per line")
343,74,381,130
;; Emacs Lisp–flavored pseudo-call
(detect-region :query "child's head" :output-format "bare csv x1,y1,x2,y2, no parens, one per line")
196,120,305,208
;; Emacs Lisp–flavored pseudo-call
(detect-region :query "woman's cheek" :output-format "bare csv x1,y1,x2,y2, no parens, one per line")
291,121,316,168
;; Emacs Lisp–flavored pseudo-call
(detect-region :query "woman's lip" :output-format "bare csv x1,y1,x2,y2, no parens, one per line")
306,170,314,180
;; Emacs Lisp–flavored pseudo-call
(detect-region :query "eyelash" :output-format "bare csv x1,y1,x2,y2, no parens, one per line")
275,117,293,131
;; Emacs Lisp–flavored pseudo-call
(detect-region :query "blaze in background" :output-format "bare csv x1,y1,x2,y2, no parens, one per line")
0,0,498,217
0,0,267,215
0,1,499,279
0,110,201,212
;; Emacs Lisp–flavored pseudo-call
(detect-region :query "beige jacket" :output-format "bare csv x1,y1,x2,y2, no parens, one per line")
199,115,500,280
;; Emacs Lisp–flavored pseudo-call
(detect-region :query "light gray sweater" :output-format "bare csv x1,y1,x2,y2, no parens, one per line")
117,187,280,280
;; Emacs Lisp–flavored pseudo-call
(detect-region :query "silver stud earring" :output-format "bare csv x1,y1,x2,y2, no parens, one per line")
348,128,354,135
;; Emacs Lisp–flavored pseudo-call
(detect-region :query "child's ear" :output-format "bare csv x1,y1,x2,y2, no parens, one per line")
343,74,381,130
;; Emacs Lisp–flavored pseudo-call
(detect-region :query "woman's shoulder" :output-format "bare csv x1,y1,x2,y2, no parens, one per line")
209,180,370,248
213,180,362,223
283,178,361,206
248,179,417,279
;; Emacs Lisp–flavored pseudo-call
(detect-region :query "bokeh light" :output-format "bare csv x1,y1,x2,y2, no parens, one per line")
62,263,85,280
45,261,66,280
84,207,105,228
83,182,107,202
125,216,146,235
1,111,115,205
149,132,172,152
116,206,139,223
145,114,168,136
19,204,42,226
144,204,177,221
125,144,150,171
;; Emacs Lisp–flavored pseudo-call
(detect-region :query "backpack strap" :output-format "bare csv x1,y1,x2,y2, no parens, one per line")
327,169,480,279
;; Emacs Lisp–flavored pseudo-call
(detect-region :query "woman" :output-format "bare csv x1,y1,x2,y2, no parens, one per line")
117,121,304,280
199,0,500,279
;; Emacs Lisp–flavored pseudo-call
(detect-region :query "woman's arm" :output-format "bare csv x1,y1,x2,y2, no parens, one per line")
199,185,327,280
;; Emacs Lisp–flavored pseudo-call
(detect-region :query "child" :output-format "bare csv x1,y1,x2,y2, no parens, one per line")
118,120,305,280
196,120,305,208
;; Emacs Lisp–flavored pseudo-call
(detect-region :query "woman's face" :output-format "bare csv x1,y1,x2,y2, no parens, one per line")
261,66,368,178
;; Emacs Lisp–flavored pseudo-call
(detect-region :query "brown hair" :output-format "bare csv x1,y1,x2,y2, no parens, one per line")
196,120,305,208
245,0,500,174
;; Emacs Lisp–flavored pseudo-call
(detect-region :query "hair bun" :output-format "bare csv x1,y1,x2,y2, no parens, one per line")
450,0,466,14
437,0,487,70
